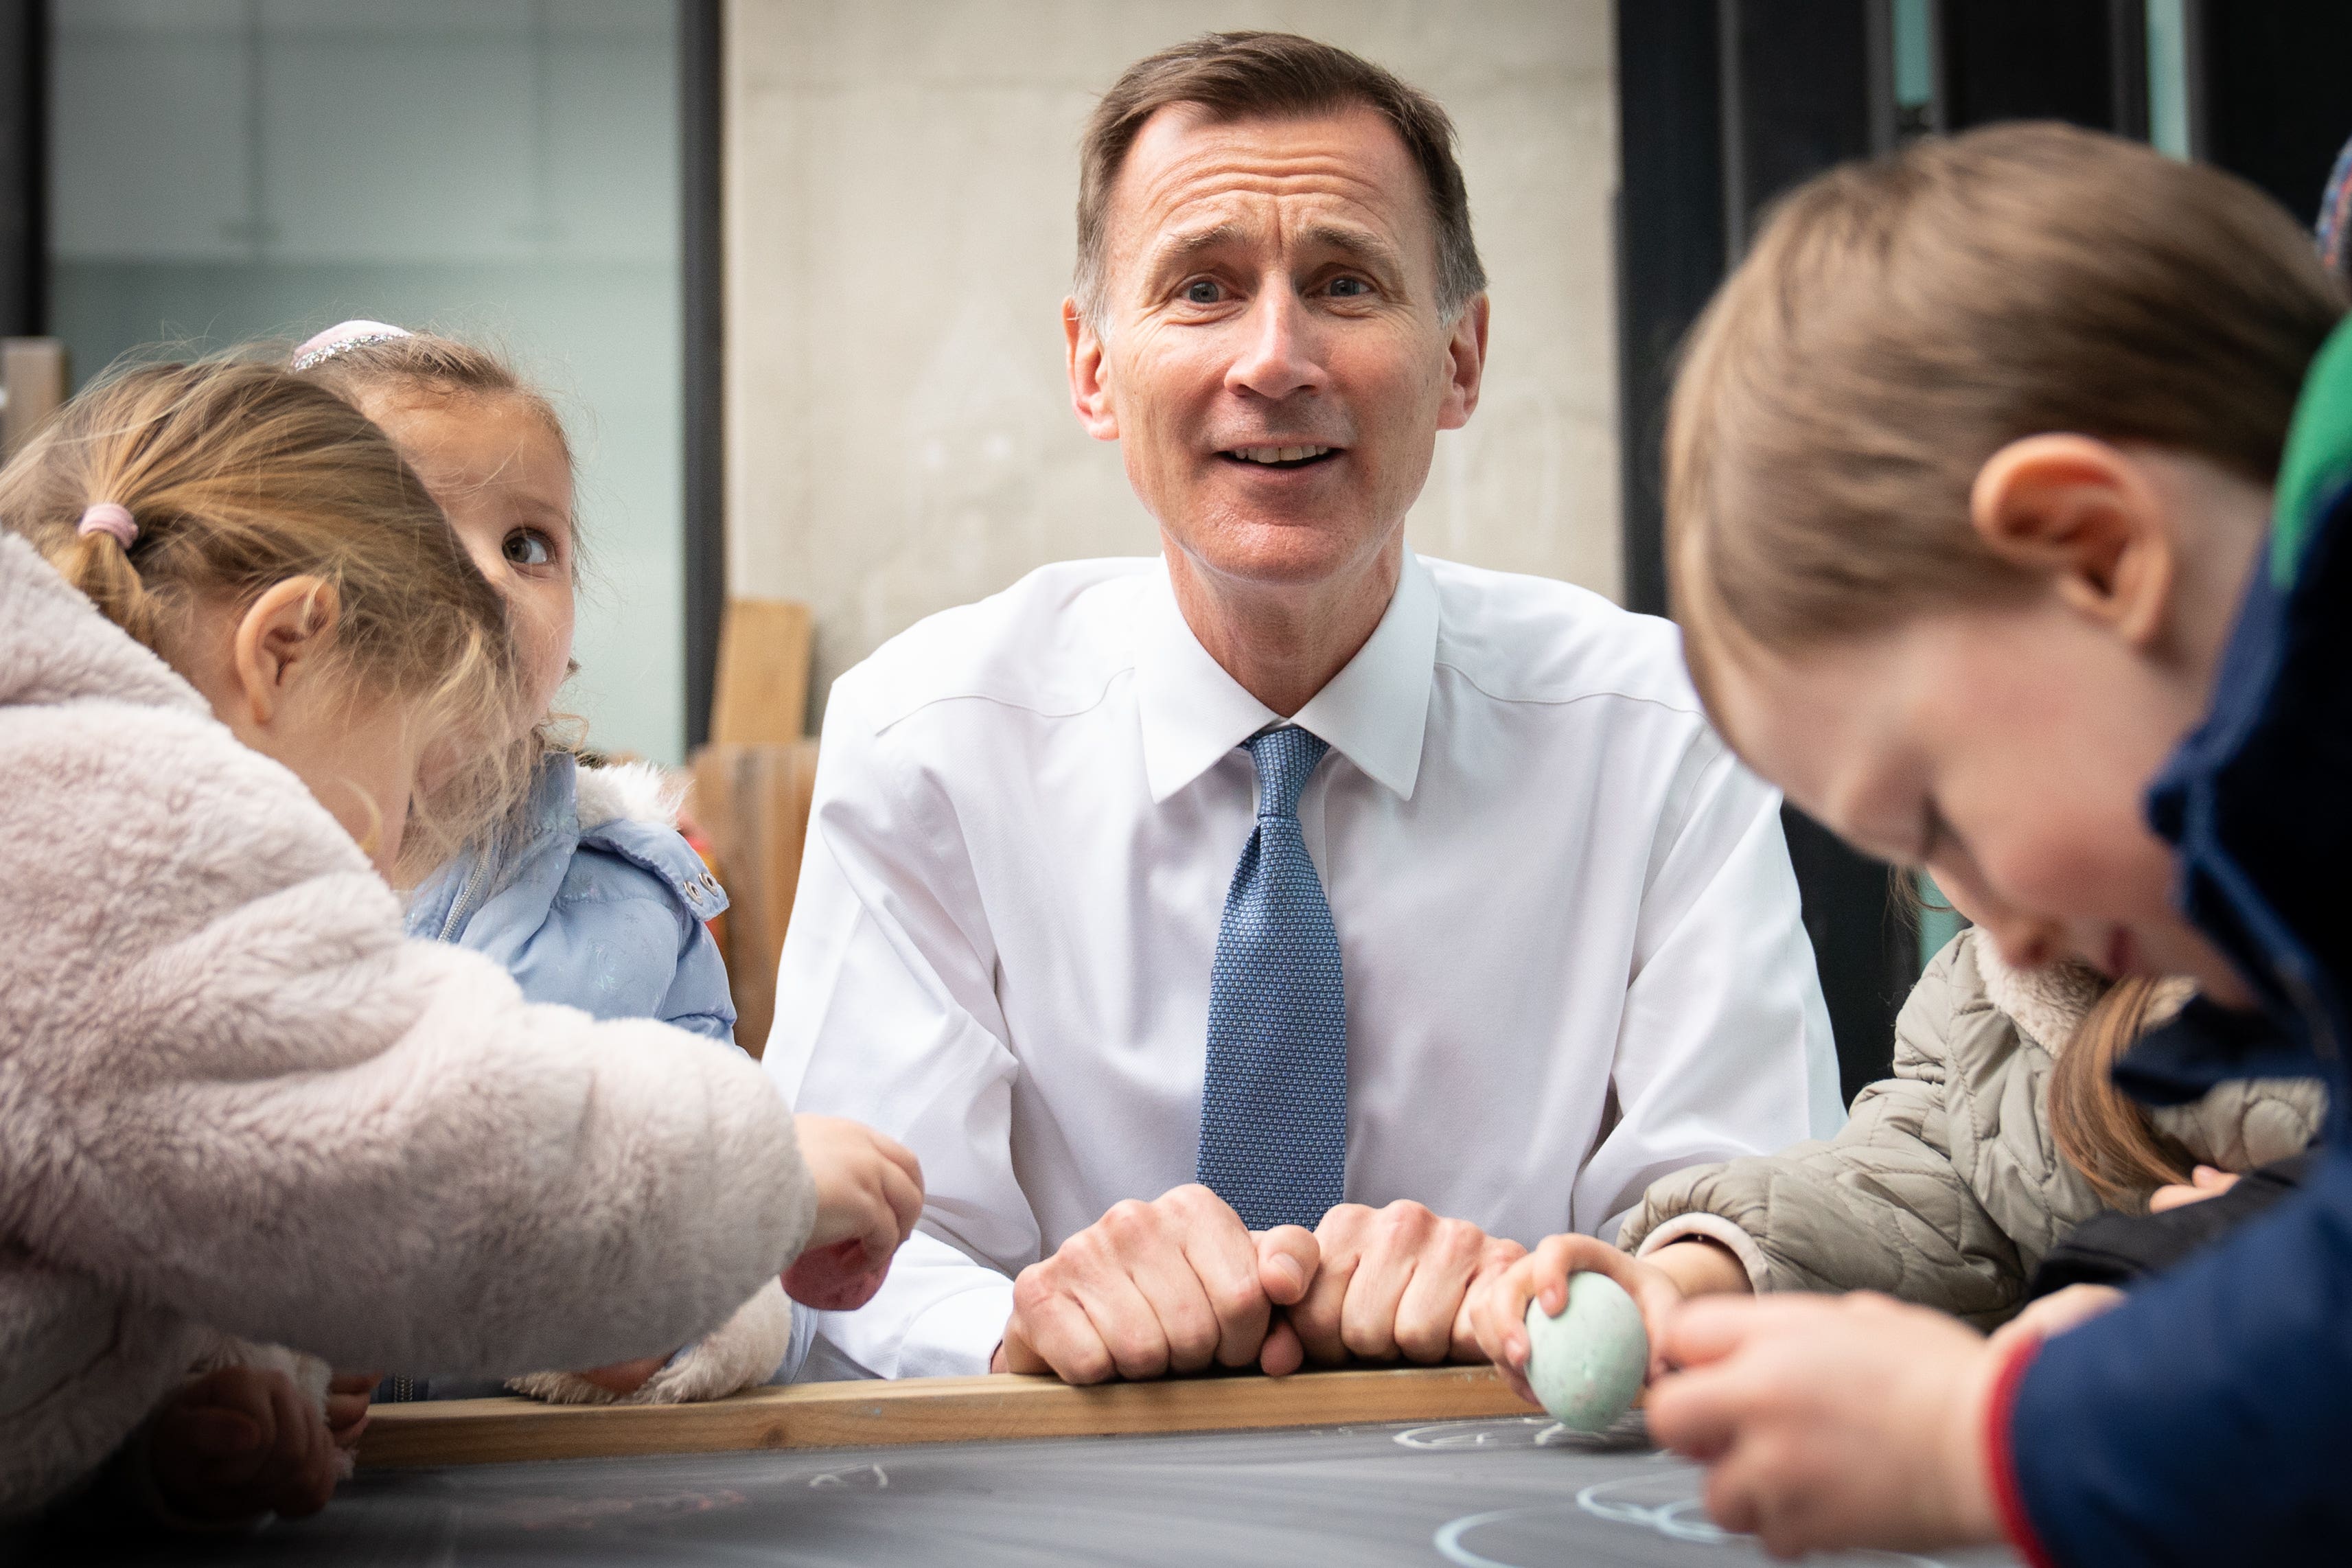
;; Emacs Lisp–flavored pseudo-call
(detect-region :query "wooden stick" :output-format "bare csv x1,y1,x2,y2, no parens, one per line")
708,599,813,746
358,1367,1534,1468
685,738,820,1055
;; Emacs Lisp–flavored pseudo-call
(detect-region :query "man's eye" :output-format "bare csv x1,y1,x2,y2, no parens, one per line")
1326,276,1371,297
1183,279,1223,305
505,530,553,567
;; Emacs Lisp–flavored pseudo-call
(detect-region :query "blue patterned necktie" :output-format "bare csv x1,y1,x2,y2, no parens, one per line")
1196,726,1348,1230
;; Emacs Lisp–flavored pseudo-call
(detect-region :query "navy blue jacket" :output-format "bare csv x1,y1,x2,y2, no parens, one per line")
2003,319,2352,1565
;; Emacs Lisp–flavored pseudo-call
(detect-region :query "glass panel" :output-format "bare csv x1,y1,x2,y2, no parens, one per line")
2145,0,2193,159
49,0,684,761
1892,0,1936,139
1916,870,1967,969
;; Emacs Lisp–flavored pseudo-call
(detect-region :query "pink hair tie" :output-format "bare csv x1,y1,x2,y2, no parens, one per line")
76,502,137,549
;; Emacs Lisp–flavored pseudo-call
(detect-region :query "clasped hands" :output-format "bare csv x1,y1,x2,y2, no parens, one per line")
992,1184,1525,1383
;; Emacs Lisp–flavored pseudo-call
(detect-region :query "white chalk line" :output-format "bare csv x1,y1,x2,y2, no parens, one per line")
806,1464,889,1490
1394,1418,1560,1450
1431,1473,1956,1568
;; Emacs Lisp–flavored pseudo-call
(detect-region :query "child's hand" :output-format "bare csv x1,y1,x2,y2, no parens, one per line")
324,1371,378,1450
2148,1164,2241,1212
1646,1293,2006,1557
786,1114,924,1311
1987,1283,2125,1353
1468,1234,1738,1403
574,1356,671,1396
143,1366,340,1526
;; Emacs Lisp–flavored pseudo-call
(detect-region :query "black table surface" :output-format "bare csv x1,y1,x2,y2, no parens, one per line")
21,1414,2025,1567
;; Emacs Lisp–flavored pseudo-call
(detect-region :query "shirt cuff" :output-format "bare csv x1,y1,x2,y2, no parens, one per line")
820,1275,1017,1381
1984,1335,2058,1568
899,1278,1018,1378
1632,1212,1773,1295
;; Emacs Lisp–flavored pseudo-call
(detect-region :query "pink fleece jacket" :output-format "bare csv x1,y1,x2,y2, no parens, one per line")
0,532,816,1518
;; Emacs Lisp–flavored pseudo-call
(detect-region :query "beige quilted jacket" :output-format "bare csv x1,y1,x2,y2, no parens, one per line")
1620,927,2325,1327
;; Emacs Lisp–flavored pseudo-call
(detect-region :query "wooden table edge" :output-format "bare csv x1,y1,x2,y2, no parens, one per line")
357,1365,1536,1468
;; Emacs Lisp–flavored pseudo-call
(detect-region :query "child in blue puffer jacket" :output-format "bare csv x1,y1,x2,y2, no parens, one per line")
1600,124,2349,1564
296,322,805,1406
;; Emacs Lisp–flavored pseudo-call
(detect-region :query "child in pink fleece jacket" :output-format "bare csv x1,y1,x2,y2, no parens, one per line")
0,356,922,1529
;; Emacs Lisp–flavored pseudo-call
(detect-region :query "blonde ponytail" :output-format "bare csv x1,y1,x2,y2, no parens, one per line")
0,353,528,877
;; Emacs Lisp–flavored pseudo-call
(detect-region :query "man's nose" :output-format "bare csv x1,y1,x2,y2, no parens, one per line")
1224,286,1324,403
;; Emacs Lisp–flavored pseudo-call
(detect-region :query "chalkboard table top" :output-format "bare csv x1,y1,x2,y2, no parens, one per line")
15,1373,2025,1567
21,1414,2025,1567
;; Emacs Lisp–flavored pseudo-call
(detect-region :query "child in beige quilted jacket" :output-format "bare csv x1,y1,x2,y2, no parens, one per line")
1468,877,2324,1388
0,356,922,1530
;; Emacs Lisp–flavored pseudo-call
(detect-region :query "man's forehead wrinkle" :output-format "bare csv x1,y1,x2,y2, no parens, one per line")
1142,211,1401,271
1133,153,1406,224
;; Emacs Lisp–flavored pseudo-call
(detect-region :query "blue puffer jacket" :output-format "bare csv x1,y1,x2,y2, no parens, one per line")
406,751,738,1044
2001,319,2352,1566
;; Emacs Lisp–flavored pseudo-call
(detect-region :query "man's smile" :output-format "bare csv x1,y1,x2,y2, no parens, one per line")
1217,443,1344,469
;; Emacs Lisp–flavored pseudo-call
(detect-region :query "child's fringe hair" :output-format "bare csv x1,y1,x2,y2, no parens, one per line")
0,351,529,881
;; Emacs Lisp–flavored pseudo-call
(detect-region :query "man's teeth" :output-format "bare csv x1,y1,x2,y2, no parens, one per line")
1232,445,1332,463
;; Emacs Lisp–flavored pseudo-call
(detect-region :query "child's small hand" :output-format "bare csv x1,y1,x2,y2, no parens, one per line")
324,1371,378,1450
574,1356,671,1397
1987,1283,2125,1353
786,1114,924,1311
143,1366,339,1526
1468,1233,1696,1403
2147,1164,2241,1212
1646,1293,2005,1556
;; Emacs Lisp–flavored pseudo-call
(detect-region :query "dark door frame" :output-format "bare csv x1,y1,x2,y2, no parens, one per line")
682,0,726,751
0,0,45,338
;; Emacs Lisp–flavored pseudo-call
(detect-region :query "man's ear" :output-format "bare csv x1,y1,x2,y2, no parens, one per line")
1436,292,1490,431
228,576,341,730
1063,297,1120,443
1969,434,2174,646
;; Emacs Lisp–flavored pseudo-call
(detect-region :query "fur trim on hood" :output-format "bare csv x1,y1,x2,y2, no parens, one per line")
574,759,689,835
1972,932,2193,1056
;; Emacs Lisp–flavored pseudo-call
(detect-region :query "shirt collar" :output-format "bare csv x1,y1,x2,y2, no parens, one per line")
1133,547,1440,804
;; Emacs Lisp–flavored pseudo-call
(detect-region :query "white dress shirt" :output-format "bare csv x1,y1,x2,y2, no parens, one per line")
766,550,1842,1379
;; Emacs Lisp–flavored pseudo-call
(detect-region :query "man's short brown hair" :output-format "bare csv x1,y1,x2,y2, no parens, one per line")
1074,32,1487,324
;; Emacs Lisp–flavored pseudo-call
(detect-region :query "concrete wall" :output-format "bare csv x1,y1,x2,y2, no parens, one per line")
726,0,1620,710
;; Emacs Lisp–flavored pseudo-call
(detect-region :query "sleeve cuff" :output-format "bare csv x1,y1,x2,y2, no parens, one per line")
508,1279,796,1405
1632,1212,1774,1295
1985,1334,2060,1568
870,1277,1019,1380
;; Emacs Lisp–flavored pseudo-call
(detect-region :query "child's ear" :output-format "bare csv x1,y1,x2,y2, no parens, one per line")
1969,434,2174,647
229,577,342,728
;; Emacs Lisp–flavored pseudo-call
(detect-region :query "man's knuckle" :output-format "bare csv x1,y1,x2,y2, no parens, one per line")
1381,1200,1434,1238
1207,1280,1261,1324
1110,1328,1166,1372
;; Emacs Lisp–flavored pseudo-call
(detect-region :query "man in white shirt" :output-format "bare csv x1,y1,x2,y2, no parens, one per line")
767,32,1841,1384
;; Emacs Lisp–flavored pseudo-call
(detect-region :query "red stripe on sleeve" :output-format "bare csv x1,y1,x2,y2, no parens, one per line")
1984,1334,2061,1568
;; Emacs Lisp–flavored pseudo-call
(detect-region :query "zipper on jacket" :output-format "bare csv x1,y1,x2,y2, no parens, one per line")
435,853,496,943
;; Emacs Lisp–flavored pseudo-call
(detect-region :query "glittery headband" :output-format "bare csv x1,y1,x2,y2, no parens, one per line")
290,319,414,371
